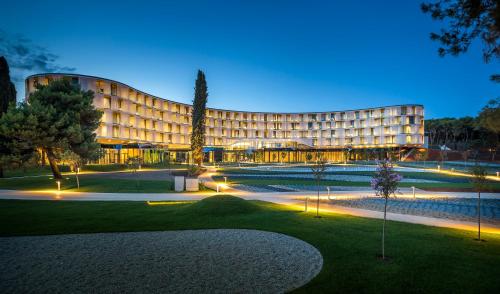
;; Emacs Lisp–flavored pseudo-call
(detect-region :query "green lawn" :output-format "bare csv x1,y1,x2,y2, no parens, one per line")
0,175,175,193
2,163,191,178
0,196,499,293
213,176,500,191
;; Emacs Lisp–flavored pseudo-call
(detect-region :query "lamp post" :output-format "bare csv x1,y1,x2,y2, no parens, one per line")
437,165,440,172
216,183,220,193
412,186,415,199
56,180,61,191
224,176,227,184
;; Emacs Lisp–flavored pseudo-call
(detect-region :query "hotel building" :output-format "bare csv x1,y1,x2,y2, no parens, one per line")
25,74,425,164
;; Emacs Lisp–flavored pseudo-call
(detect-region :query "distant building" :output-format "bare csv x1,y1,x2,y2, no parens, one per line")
26,73,425,163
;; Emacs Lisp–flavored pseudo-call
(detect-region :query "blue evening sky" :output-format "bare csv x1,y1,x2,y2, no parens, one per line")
1,0,498,118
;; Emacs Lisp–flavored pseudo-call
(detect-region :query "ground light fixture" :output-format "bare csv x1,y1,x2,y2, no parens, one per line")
412,186,416,199
224,176,227,183
56,180,61,191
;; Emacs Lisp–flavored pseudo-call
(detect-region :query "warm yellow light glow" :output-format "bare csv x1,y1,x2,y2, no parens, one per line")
146,201,194,206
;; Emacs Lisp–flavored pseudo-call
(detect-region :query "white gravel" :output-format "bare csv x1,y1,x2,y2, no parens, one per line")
0,229,323,293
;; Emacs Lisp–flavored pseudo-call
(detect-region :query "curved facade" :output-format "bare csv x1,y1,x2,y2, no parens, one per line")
25,73,425,163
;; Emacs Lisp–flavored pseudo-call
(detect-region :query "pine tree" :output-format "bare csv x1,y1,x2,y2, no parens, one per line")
0,78,102,179
191,70,208,166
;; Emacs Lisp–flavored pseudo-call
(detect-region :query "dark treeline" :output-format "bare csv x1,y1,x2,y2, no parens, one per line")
425,117,497,151
425,98,499,161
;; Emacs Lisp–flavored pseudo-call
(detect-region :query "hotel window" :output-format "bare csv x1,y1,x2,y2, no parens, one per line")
350,120,354,127
355,111,360,119
71,77,79,86
331,130,336,136
100,125,107,136
321,114,326,121
117,99,123,109
408,116,415,124
33,78,39,87
112,126,119,138
112,112,120,124
111,83,117,96
103,96,111,108
330,113,335,120
401,106,407,115
308,122,313,129
96,81,105,94
406,135,412,143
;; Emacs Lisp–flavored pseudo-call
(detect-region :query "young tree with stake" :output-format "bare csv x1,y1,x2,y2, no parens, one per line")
470,163,488,241
371,160,402,260
310,153,327,218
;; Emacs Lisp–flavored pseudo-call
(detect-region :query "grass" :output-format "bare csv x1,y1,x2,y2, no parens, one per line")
0,196,499,293
0,174,175,193
2,163,190,178
213,176,500,191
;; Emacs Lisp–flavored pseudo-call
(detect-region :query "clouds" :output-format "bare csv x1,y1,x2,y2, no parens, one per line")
0,30,75,83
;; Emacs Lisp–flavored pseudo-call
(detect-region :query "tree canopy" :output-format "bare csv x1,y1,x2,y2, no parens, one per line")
478,97,500,133
0,56,16,114
0,56,20,177
0,78,102,178
421,0,499,81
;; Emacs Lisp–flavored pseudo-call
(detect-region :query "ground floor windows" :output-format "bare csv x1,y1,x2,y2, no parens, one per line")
93,145,414,164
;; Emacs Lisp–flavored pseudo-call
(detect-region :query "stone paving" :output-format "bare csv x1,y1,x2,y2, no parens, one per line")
330,197,500,225
219,173,443,183
244,165,429,173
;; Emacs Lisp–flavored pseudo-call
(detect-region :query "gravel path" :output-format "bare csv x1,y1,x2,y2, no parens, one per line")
0,229,323,294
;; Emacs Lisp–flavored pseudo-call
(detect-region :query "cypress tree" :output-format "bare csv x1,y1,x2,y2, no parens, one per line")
0,56,17,178
191,70,208,166
0,56,16,115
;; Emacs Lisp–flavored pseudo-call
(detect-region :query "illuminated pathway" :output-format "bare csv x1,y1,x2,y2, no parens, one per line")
0,187,499,234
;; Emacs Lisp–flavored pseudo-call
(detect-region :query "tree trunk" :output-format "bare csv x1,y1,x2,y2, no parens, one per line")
75,167,80,190
316,178,320,217
478,191,481,241
45,148,62,179
382,196,388,259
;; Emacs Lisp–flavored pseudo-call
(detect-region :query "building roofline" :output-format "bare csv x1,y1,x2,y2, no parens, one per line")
26,73,424,114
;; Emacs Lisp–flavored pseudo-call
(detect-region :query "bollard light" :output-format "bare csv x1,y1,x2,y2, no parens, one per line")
412,186,415,199
327,186,330,196
497,171,499,178
224,176,227,184
216,183,220,193
56,180,61,191
77,167,80,174
437,165,440,171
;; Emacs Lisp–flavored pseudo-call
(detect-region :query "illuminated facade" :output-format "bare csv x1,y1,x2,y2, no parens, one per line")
25,74,425,163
